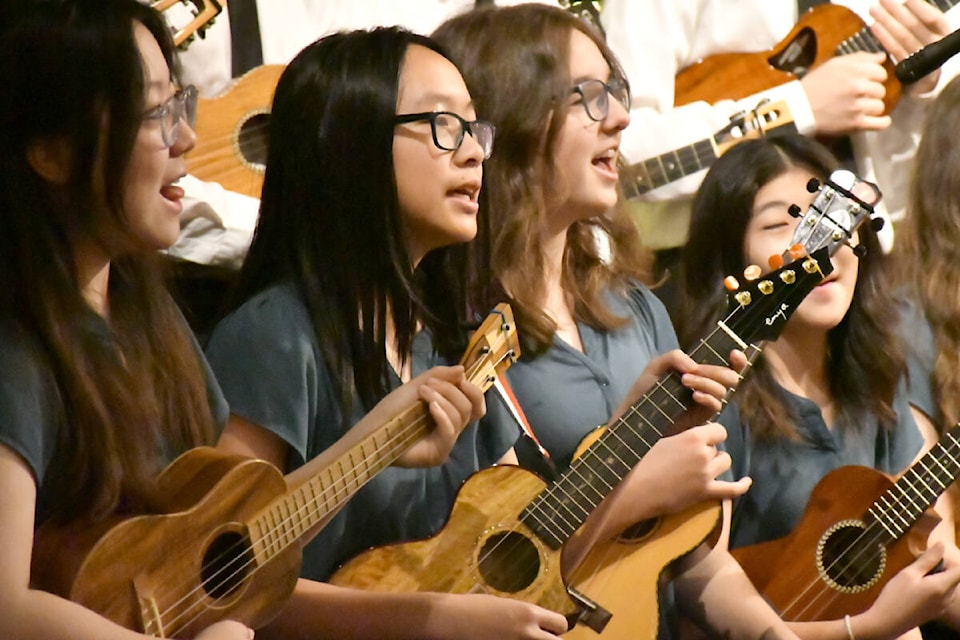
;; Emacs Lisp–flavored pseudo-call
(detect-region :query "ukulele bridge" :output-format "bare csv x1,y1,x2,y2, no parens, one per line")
567,585,612,633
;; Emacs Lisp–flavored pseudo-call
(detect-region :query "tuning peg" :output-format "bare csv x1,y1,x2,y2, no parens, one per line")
743,265,762,281
788,204,802,218
806,178,820,193
788,243,806,259
870,216,885,232
768,254,784,270
723,275,740,291
853,244,867,258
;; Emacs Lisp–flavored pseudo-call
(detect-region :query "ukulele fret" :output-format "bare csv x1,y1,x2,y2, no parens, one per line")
837,27,884,57
865,427,960,545
622,139,718,198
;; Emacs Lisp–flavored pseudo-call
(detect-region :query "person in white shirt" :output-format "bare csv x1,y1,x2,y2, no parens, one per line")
600,0,960,256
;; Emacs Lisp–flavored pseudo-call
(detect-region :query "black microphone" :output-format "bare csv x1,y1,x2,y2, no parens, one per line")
895,26,960,84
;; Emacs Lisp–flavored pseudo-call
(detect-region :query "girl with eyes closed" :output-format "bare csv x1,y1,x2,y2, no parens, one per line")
681,133,960,639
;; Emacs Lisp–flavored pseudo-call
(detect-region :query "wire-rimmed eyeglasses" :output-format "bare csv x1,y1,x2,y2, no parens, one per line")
143,85,198,148
570,77,630,122
394,111,496,159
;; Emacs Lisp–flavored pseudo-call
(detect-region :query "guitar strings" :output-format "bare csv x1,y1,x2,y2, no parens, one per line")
449,208,837,617
446,287,784,603
147,348,509,637
158,205,837,634
773,432,960,622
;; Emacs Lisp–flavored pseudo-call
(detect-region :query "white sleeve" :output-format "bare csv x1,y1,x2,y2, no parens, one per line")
168,174,259,270
601,0,813,202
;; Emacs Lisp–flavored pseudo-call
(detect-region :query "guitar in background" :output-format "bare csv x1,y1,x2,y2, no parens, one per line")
187,64,284,199
152,0,222,49
674,1,959,115
30,305,519,639
620,100,795,199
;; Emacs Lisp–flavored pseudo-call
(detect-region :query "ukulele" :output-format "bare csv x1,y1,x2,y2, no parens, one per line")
620,100,795,199
328,170,882,636
674,2,959,115
731,423,960,621
187,64,284,199
30,304,519,639
152,0,222,49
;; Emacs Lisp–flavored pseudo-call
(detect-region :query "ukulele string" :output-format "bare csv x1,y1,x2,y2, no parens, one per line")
775,434,960,621
450,299,756,599
153,350,506,636
555,285,795,595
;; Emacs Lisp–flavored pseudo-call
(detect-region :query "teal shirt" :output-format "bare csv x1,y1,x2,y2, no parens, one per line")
721,386,925,550
205,283,517,580
0,308,228,523
485,285,679,469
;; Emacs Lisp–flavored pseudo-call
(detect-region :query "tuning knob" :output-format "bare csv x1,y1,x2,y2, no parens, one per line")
853,244,867,258
788,243,806,260
768,254,784,270
723,275,740,291
806,178,820,193
788,204,802,218
743,265,762,281
871,217,885,232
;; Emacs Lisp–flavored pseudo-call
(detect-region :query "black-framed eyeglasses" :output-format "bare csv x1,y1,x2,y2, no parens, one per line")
570,77,630,122
394,111,496,159
143,84,198,148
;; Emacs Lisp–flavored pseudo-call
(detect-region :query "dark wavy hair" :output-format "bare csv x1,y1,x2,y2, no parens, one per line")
681,135,903,440
898,75,960,430
0,0,215,522
229,27,466,422
430,4,652,356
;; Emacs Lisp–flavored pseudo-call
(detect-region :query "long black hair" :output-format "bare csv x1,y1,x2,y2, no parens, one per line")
0,0,215,522
229,27,467,422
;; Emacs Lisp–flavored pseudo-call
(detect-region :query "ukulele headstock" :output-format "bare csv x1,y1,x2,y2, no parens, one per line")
780,168,882,263
460,303,520,393
715,99,795,155
153,0,223,49
723,246,834,344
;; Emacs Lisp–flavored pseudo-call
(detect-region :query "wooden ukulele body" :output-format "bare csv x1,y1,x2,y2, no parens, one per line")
732,465,930,621
675,4,900,115
32,448,300,638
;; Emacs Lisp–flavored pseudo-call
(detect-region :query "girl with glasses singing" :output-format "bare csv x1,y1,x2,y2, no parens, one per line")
204,27,569,639
0,0,252,639
430,4,798,638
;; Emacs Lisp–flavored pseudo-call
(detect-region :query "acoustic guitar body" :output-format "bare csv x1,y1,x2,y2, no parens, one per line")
731,465,923,621
32,448,300,638
329,464,580,619
188,64,284,199
674,4,900,115
563,501,720,640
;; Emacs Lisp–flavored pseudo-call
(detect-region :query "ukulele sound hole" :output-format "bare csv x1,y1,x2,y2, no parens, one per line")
769,27,816,76
201,531,254,600
237,112,269,172
816,520,885,594
477,531,540,594
618,518,658,543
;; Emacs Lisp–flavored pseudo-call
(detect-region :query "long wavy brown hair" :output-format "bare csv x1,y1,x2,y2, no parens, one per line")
681,135,902,441
429,4,651,355
0,0,216,524
897,75,960,430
